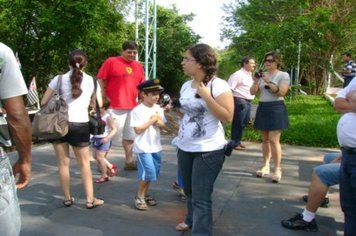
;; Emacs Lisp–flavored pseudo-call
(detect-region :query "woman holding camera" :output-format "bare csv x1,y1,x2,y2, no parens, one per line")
250,51,290,183
174,43,234,235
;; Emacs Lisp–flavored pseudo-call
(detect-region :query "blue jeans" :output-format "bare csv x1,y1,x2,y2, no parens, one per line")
314,152,340,187
178,148,225,236
177,169,184,188
339,148,356,236
230,97,251,146
0,148,21,236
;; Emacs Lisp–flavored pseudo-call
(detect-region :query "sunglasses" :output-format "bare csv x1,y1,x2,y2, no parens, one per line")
264,59,275,63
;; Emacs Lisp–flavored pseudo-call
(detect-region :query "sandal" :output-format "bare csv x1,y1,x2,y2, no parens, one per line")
86,198,104,209
172,181,180,191
172,181,186,199
107,164,118,177
145,195,157,206
63,196,74,207
134,196,148,210
271,168,282,183
175,222,192,231
256,165,270,177
95,176,109,184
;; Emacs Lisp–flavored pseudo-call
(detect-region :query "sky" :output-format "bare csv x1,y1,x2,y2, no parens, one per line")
155,0,232,48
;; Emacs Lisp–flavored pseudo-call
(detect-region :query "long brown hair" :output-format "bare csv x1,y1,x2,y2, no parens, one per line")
68,49,87,98
187,43,217,84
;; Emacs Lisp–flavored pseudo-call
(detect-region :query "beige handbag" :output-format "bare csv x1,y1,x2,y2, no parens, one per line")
32,75,68,140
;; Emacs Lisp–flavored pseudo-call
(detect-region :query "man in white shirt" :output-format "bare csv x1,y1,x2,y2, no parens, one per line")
227,57,256,150
0,42,32,236
333,79,356,235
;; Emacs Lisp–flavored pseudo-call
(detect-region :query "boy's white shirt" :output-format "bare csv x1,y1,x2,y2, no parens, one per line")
130,103,166,153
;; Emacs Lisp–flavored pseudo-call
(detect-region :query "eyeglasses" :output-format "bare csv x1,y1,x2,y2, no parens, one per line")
182,57,196,63
264,59,275,63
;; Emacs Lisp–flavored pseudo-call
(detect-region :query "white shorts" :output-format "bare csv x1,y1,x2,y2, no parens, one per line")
109,109,136,144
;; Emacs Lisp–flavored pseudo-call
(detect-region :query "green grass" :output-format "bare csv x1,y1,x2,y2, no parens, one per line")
226,95,341,148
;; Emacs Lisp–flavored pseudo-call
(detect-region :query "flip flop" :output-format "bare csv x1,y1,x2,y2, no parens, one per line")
95,176,109,184
107,164,117,177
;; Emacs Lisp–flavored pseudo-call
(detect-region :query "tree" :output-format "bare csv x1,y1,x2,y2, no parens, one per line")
0,1,200,97
221,0,356,94
0,0,129,94
152,5,200,96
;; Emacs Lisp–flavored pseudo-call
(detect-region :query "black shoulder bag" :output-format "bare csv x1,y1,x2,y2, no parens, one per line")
89,78,105,135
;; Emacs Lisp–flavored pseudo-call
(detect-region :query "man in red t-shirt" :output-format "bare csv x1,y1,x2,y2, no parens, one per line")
97,40,145,170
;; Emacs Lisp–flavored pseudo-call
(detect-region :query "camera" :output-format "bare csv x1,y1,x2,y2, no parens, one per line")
159,94,181,109
160,94,171,107
254,70,263,79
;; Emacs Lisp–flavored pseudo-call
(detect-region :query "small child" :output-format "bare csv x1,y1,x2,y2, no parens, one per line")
130,79,166,210
91,96,117,183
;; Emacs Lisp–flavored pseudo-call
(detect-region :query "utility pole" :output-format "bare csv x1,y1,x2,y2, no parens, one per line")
134,0,157,80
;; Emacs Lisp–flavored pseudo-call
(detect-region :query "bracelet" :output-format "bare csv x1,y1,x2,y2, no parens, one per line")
267,81,279,93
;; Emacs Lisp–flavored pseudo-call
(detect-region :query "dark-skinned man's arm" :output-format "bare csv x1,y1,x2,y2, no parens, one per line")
3,95,32,189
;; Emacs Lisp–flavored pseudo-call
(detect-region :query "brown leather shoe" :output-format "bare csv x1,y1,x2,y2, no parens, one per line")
124,162,137,171
234,144,246,150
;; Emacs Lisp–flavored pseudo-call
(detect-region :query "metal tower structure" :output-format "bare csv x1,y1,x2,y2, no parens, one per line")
134,0,157,80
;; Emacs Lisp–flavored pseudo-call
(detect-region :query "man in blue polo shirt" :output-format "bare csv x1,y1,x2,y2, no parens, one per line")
341,52,356,88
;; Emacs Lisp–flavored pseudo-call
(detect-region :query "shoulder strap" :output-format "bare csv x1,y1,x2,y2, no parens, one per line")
90,77,101,118
90,77,98,109
210,78,215,98
55,75,62,95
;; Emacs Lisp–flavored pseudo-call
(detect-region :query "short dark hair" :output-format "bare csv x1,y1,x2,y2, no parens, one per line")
240,57,254,68
343,52,352,58
122,40,138,51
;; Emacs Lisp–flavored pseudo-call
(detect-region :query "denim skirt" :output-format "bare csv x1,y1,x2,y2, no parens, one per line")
254,100,289,131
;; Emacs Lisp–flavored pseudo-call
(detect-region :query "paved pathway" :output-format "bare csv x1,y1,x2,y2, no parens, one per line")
11,136,343,235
